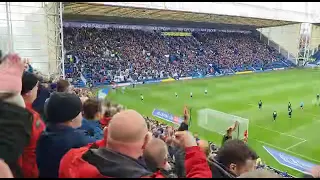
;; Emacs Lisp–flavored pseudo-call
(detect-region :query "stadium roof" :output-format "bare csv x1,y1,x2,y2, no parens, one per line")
63,2,299,29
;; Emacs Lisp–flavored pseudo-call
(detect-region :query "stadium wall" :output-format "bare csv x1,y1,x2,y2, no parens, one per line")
310,25,320,50
0,2,49,74
258,24,301,59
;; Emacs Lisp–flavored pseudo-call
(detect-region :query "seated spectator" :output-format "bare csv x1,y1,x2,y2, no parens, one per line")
19,72,46,178
36,92,95,178
0,54,33,178
79,99,104,140
209,139,258,178
143,138,176,178
58,110,212,178
238,169,281,178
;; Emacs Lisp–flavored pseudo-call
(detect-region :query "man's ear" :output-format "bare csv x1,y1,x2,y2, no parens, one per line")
142,132,152,150
229,163,237,173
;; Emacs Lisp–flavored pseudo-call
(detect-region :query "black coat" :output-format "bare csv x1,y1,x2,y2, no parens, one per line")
0,100,33,177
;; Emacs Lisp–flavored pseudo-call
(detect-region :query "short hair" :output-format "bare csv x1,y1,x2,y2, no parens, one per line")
56,79,70,92
215,139,258,168
83,99,101,120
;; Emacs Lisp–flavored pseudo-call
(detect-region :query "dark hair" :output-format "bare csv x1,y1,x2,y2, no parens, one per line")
215,139,258,167
56,79,70,92
83,99,101,120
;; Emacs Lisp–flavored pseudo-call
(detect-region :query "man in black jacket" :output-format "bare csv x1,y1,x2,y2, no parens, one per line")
209,139,258,178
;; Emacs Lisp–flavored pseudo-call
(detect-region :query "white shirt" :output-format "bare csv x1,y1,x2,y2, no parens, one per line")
190,92,193,96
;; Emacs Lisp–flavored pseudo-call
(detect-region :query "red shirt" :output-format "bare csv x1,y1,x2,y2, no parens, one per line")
18,103,46,178
99,117,111,129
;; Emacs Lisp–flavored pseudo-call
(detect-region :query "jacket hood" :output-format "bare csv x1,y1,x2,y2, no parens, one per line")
209,158,236,178
82,148,153,178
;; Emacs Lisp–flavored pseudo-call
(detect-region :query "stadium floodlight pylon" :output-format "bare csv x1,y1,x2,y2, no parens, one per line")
197,108,249,140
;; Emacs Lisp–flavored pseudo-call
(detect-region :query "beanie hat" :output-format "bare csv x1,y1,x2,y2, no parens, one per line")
0,54,25,94
21,72,39,95
46,92,82,123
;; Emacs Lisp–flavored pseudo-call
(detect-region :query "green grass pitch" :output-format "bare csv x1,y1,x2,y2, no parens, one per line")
107,68,320,177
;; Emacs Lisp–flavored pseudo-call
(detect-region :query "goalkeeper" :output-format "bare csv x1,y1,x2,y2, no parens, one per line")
221,121,239,146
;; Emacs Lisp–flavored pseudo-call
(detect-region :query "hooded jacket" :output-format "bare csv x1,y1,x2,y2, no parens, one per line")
208,157,236,178
59,146,212,178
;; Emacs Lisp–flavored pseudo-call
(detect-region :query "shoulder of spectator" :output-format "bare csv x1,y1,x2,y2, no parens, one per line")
184,146,212,178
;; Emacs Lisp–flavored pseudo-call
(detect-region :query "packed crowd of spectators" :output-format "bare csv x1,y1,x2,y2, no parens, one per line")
63,27,288,86
1,52,316,178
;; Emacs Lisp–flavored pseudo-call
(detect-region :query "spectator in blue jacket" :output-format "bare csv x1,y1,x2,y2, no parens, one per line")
36,92,95,178
79,98,104,140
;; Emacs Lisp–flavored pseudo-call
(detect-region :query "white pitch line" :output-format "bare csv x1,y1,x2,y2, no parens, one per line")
252,124,306,141
285,139,307,151
252,138,320,163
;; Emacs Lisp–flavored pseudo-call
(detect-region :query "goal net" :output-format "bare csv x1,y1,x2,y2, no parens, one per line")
197,108,249,140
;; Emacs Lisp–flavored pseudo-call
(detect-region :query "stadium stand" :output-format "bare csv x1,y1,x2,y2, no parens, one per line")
0,53,314,178
63,27,295,87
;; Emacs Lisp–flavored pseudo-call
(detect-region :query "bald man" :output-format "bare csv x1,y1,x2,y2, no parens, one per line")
59,110,212,178
143,138,176,178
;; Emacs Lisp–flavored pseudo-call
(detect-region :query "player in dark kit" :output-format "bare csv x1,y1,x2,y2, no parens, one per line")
317,94,320,101
258,100,262,110
288,107,292,119
288,102,291,111
273,111,277,121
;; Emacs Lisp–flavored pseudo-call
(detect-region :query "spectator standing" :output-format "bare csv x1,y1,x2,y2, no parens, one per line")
79,99,104,140
209,139,258,178
0,54,33,178
36,92,95,178
58,109,212,178
143,138,176,178
19,72,46,178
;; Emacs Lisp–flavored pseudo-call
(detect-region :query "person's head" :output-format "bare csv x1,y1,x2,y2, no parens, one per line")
238,169,281,178
198,140,210,157
143,138,169,171
57,79,71,93
106,109,151,159
215,139,258,177
83,99,102,120
21,72,39,104
46,92,83,128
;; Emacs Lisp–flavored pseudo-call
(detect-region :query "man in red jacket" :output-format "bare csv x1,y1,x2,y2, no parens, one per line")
19,72,46,178
59,110,212,178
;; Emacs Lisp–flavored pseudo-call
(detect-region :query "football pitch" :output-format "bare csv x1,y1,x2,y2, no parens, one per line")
107,68,320,176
